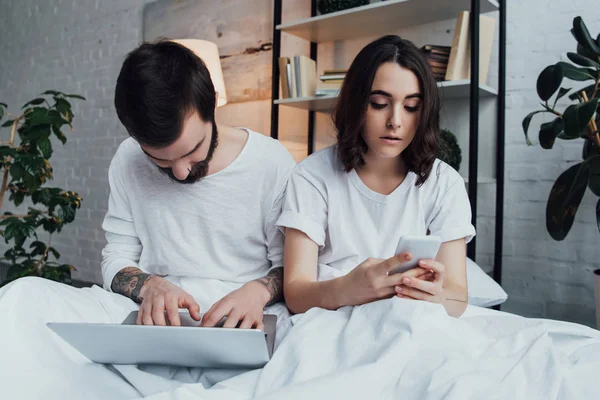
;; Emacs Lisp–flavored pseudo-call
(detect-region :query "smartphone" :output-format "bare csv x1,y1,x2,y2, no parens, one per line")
389,235,442,275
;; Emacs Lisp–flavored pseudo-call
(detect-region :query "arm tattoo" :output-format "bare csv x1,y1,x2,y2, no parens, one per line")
111,267,156,303
255,267,284,307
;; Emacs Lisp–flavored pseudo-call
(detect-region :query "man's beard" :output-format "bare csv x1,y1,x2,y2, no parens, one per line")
159,123,219,184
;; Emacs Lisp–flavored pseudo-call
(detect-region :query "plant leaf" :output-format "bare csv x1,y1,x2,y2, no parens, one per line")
38,137,53,158
557,61,595,81
53,97,72,121
29,240,47,256
65,94,86,100
49,247,60,260
522,110,546,145
562,98,600,139
56,205,76,223
571,17,600,55
52,125,67,144
589,156,600,196
556,87,572,102
546,161,591,241
597,198,600,235
2,119,15,128
568,84,597,101
41,90,62,96
539,117,565,149
21,98,45,108
537,64,564,101
567,52,600,68
9,163,24,180
583,138,597,159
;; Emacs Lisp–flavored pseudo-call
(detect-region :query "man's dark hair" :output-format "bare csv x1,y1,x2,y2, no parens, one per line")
333,35,441,186
114,40,216,148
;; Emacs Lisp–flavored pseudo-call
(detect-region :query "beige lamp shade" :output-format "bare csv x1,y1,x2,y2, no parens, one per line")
172,39,228,107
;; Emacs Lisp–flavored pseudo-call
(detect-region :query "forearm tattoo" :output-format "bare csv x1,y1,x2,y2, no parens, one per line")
111,267,156,303
255,267,284,307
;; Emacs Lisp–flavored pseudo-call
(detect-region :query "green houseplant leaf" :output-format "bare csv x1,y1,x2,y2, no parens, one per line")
597,198,600,234
562,97,599,138
537,64,563,101
571,16,600,55
546,161,591,241
567,52,600,69
22,98,46,108
589,156,600,196
522,110,546,145
557,62,595,81
539,117,565,149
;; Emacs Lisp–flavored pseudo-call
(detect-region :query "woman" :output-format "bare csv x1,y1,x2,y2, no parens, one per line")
277,35,475,318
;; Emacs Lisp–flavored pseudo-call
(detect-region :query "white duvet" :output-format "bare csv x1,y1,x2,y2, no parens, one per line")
1,278,599,400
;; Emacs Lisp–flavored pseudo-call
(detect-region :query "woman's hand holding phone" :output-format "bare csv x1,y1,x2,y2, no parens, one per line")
339,253,430,306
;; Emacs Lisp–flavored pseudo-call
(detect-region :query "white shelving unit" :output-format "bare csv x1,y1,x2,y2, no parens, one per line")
277,0,499,43
275,80,497,112
270,0,507,285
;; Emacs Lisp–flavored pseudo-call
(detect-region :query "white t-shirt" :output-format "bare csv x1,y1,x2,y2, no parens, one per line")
276,145,475,281
101,129,296,308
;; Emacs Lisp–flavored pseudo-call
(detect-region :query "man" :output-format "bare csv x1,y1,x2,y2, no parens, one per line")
106,40,295,329
0,40,295,398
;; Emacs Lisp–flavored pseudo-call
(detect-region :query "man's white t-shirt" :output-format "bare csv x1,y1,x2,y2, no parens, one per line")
101,128,296,309
277,145,476,281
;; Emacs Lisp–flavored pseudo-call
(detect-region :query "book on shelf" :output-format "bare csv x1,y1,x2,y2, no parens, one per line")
322,68,348,75
320,74,346,81
421,44,450,82
278,55,317,99
315,88,340,96
445,11,496,84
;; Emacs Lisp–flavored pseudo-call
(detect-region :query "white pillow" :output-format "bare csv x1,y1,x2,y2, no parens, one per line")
466,257,507,307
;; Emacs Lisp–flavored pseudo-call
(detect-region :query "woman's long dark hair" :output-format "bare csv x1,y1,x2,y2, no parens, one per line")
333,35,440,186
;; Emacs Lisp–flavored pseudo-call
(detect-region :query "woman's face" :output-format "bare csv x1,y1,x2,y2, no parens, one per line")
362,62,422,161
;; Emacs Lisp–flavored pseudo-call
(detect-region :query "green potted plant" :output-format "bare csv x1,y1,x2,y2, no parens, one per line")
317,0,369,15
438,128,462,172
522,16,599,328
0,91,84,286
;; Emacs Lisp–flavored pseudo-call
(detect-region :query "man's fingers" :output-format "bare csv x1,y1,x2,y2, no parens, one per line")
222,310,243,329
142,303,154,325
165,297,181,326
181,295,201,321
136,305,144,325
201,302,230,327
256,322,265,331
151,298,167,326
238,316,255,330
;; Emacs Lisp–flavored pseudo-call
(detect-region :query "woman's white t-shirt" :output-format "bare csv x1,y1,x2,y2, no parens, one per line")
276,145,476,281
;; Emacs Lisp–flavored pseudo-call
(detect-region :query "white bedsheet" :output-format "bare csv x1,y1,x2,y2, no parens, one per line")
1,278,599,400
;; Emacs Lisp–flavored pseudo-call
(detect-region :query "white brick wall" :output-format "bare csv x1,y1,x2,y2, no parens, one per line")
0,0,152,283
501,0,600,326
1,0,599,327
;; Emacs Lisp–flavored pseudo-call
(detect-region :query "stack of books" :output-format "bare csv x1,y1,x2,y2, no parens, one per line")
420,45,451,81
316,69,347,96
278,55,317,99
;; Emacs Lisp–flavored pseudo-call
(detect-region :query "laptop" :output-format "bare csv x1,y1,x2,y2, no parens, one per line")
47,312,277,369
